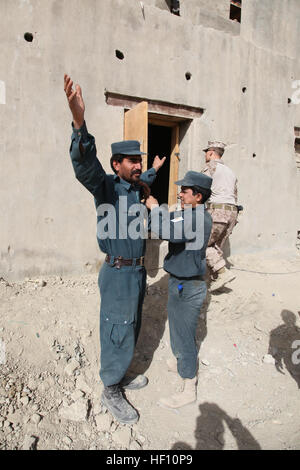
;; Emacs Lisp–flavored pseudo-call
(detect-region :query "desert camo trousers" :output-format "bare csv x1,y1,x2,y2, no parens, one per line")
206,208,238,273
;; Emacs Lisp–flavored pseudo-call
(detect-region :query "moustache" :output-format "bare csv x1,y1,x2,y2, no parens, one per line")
131,170,141,176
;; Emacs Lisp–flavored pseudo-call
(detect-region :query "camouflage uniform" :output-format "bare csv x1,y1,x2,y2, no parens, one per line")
202,159,238,273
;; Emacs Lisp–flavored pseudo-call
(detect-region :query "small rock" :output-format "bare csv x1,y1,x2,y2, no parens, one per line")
75,376,92,394
201,359,210,366
22,435,38,450
262,354,276,365
6,411,22,425
129,440,141,450
59,398,88,422
113,426,132,449
63,436,73,445
95,413,112,430
20,396,30,406
93,402,103,415
39,280,47,287
31,414,42,425
3,420,12,429
137,434,146,444
110,421,118,433
64,358,80,377
71,390,85,402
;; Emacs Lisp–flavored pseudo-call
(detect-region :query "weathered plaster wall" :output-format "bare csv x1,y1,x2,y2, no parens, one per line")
0,0,299,279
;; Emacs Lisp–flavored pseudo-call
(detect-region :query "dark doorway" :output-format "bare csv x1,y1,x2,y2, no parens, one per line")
148,124,172,205
230,1,242,23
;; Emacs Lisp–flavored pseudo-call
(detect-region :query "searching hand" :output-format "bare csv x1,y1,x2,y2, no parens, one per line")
145,195,159,210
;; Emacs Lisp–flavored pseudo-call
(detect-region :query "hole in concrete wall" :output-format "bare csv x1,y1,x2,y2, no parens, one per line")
166,0,180,16
252,153,256,158
185,72,192,81
115,50,124,60
230,0,242,23
242,87,247,93
24,32,34,42
288,98,292,104
294,128,300,169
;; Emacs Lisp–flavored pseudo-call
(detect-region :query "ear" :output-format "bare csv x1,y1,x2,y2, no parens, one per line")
196,193,203,203
112,160,120,173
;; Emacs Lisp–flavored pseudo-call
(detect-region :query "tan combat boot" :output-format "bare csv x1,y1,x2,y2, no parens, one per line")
166,356,177,373
158,377,197,409
210,266,235,292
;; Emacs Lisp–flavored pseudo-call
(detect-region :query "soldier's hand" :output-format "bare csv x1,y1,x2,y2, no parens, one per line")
145,195,159,210
152,155,166,172
64,74,85,129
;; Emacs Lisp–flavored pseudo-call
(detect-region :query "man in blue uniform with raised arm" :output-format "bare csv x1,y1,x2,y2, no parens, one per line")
64,74,166,424
146,171,212,408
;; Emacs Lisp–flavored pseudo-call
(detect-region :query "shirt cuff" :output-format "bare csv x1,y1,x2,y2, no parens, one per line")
71,121,88,142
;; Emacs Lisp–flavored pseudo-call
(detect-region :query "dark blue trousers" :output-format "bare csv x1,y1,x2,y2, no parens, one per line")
98,262,146,386
167,275,207,379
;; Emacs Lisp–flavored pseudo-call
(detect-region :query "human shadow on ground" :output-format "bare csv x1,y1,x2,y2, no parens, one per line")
268,310,300,389
171,402,261,450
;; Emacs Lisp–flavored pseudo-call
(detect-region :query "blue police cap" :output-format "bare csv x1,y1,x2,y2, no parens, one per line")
175,171,212,190
111,140,146,156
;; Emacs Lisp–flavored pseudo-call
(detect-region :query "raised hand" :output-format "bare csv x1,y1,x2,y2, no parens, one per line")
152,155,167,172
64,74,85,129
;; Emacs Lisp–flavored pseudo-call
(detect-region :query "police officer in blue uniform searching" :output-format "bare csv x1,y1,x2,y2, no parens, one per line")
64,74,166,424
146,171,212,408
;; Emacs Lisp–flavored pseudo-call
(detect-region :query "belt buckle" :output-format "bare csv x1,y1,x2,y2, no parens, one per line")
113,256,123,269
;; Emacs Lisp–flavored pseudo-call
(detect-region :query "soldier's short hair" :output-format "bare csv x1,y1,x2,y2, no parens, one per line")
191,185,211,203
211,147,224,157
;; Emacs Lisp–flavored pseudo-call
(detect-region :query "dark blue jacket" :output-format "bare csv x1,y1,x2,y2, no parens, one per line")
150,205,212,277
70,122,156,259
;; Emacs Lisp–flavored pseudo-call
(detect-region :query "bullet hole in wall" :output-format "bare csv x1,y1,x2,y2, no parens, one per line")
253,153,256,158
242,87,247,93
24,32,34,42
288,98,292,104
185,72,192,81
115,50,124,60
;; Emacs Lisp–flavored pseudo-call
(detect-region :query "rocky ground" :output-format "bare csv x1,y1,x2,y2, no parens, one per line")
0,249,300,450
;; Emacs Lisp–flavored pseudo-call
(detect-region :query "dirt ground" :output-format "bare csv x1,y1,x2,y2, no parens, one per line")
0,249,300,451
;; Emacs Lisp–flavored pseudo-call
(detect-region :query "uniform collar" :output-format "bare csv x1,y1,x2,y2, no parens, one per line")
114,174,132,191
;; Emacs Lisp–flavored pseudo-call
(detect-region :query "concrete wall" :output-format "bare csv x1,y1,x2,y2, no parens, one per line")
0,0,299,279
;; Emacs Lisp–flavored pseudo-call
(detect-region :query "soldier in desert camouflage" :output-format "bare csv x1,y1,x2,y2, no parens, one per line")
201,141,238,291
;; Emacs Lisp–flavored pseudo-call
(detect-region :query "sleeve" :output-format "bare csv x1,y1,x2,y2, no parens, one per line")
140,167,156,186
201,161,217,178
149,206,197,243
69,121,108,203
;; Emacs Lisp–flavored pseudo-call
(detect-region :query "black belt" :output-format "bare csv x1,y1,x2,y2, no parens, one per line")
105,255,145,269
170,274,205,281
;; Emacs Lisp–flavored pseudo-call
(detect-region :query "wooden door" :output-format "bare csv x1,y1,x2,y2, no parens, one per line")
168,125,180,207
124,101,148,171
